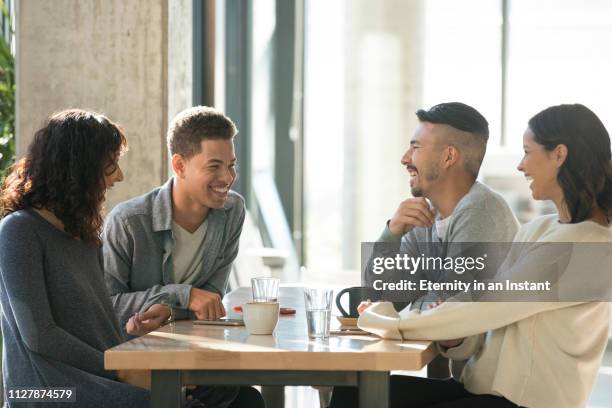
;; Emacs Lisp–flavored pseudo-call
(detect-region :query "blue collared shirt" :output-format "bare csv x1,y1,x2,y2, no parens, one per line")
102,178,245,336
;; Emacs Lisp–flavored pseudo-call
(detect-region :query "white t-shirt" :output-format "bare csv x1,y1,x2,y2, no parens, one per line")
171,219,209,284
434,216,451,241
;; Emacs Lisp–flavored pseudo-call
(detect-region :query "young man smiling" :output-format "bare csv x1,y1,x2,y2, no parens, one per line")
376,102,519,306
103,106,245,332
365,103,520,379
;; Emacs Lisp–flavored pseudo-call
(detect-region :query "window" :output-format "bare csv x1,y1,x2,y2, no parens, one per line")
302,0,612,283
505,0,612,149
423,0,502,147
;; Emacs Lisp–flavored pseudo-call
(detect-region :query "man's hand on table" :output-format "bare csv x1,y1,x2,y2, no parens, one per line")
188,288,226,320
126,304,171,336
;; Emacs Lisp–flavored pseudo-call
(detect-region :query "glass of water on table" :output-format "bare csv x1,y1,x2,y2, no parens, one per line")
251,277,280,302
303,288,333,339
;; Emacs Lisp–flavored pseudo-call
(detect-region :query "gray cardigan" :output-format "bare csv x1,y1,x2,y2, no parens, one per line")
0,210,149,407
102,178,245,335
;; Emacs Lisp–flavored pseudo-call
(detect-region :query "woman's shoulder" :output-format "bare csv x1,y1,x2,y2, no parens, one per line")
516,214,612,243
571,220,612,242
514,214,556,241
0,210,39,235
0,210,45,255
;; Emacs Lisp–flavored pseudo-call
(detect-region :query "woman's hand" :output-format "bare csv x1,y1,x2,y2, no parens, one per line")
357,301,373,315
427,299,444,310
126,304,171,337
117,370,151,390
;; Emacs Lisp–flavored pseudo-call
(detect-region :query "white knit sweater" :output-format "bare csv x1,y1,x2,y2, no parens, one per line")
359,215,612,408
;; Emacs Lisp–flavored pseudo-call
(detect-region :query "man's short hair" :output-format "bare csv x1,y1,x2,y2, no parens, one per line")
167,106,238,158
416,102,489,179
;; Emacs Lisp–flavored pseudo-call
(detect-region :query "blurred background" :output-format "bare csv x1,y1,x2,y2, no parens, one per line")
6,0,612,286
3,1,612,406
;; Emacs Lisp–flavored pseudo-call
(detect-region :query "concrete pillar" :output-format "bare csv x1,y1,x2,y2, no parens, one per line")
168,0,193,122
15,0,191,210
343,0,425,269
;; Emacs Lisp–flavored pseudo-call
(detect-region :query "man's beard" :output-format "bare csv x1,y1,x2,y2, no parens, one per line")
411,186,424,197
410,163,439,198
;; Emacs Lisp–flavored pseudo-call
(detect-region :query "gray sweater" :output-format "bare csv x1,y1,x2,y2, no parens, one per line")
373,182,520,307
368,182,520,378
0,210,149,407
379,182,518,245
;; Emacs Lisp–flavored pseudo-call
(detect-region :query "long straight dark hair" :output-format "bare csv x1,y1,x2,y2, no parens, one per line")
528,104,612,223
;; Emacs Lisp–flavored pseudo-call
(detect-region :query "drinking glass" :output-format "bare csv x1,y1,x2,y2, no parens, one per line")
251,277,280,302
303,288,333,339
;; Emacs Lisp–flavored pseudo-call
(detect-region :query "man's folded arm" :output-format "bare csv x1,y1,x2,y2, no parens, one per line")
364,222,427,307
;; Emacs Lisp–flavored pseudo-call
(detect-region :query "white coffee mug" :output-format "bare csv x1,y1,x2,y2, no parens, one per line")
243,302,279,335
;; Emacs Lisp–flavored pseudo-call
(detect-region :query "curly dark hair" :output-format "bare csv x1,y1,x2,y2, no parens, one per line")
528,104,612,223
0,109,127,245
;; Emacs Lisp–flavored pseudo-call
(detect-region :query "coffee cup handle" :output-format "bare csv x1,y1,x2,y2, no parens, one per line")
335,288,351,317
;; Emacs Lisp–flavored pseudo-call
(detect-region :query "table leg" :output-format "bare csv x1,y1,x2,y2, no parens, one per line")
358,371,389,408
151,370,183,408
261,385,285,408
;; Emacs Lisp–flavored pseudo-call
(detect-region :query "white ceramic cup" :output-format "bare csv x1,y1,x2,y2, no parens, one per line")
247,335,279,348
242,302,279,335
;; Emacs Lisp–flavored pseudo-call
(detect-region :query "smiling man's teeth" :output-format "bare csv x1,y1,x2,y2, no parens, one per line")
525,176,533,182
211,186,228,193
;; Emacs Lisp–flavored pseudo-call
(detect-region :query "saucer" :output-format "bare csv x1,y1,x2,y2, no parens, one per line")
336,316,358,326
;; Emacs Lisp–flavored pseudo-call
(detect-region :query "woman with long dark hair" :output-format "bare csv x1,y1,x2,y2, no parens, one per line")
331,104,612,408
0,110,154,406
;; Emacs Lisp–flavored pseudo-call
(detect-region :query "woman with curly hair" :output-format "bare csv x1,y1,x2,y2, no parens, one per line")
0,110,158,407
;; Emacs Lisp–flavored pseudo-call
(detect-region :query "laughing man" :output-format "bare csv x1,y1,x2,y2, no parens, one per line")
373,102,519,307
367,102,520,378
103,106,245,330
102,106,267,407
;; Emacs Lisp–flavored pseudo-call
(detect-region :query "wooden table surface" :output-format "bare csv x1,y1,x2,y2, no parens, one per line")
105,287,435,371
104,286,437,407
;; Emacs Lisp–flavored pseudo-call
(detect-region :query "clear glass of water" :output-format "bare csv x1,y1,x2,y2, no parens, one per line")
251,277,280,302
303,288,333,339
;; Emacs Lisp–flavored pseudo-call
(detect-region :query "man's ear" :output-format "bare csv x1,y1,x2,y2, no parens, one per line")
171,154,186,178
443,145,460,168
553,144,568,168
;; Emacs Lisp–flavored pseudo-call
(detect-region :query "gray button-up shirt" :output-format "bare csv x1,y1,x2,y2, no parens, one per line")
102,178,245,335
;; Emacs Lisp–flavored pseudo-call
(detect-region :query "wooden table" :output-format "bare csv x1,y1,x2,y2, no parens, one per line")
105,287,436,408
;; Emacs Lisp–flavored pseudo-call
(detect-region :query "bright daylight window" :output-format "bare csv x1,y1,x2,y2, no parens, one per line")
303,0,612,285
